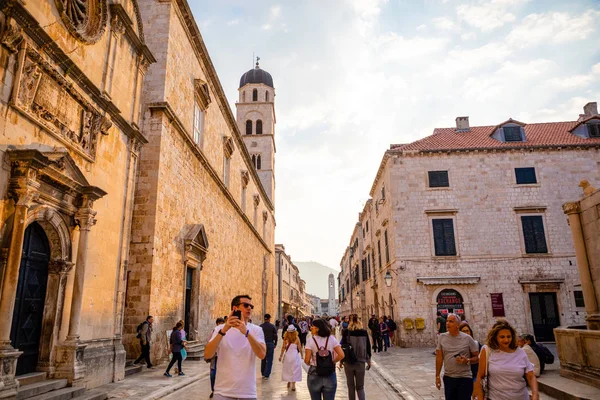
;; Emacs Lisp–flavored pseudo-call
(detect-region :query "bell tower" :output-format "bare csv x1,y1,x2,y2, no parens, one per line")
236,58,276,204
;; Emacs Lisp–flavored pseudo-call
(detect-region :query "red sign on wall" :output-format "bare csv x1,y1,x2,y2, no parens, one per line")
491,293,505,317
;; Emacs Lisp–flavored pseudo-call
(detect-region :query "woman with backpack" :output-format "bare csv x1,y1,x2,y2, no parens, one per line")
304,318,345,400
279,325,303,391
340,315,371,400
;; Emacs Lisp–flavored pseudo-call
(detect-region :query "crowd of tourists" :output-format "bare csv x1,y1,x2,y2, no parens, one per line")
435,312,555,400
131,304,554,400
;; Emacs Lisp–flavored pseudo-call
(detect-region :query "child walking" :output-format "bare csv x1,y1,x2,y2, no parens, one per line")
279,325,303,391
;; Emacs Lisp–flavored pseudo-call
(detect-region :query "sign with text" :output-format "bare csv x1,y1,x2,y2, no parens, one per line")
491,293,505,317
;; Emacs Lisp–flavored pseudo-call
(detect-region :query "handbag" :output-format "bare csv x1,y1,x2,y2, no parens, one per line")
480,346,490,399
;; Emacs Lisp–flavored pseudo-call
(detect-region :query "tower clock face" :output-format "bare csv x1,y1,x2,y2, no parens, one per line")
330,282,333,288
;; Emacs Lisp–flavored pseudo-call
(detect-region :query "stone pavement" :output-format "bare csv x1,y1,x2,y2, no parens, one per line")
98,338,397,399
161,339,398,400
371,345,562,400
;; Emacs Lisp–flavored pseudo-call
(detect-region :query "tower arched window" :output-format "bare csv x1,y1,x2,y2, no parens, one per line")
252,89,258,101
243,91,246,102
256,120,263,135
246,120,252,135
266,91,269,102
252,155,256,167
257,155,262,170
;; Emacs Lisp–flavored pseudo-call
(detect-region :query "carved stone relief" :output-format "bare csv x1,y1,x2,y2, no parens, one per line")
12,48,112,161
54,0,108,44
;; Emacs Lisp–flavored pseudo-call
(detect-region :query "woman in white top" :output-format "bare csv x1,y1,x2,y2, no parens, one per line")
473,320,539,400
279,325,303,391
304,319,345,400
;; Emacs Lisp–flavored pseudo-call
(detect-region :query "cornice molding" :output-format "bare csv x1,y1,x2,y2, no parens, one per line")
171,0,274,212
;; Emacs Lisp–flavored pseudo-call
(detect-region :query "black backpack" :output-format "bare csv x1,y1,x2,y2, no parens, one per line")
341,341,357,364
538,343,555,364
136,321,146,339
313,337,335,376
388,320,397,331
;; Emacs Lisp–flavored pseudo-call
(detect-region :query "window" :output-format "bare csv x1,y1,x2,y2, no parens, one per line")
266,91,270,102
574,290,585,307
366,221,369,232
381,186,386,200
515,168,537,184
193,103,204,144
246,120,252,135
223,157,230,187
354,266,359,285
521,215,548,254
428,171,449,188
377,240,382,268
384,229,390,263
252,89,258,101
503,126,522,142
257,155,262,170
367,254,371,279
252,155,256,168
588,124,600,138
361,259,367,281
432,219,457,256
256,120,263,134
243,91,246,102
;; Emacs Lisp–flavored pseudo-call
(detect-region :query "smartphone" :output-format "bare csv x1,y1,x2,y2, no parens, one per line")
232,310,242,319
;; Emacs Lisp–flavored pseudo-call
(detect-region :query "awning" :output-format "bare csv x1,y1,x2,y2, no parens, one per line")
417,276,481,285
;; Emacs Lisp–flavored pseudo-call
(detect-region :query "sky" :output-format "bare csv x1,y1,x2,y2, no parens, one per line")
189,0,600,270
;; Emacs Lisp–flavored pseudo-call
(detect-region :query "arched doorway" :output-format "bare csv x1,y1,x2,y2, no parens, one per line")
10,222,50,375
436,288,464,316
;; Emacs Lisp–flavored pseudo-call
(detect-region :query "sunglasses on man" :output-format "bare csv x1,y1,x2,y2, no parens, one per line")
236,302,254,310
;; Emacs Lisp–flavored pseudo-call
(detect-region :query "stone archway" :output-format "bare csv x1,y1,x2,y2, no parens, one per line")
25,206,73,376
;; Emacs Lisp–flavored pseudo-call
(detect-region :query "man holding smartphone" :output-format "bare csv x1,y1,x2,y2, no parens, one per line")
205,295,266,400
435,313,479,400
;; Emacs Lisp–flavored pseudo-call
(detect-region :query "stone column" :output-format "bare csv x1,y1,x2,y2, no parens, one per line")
563,202,600,330
0,189,36,399
38,260,73,377
55,189,104,385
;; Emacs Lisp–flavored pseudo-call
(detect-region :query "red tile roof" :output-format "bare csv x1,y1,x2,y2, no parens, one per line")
392,120,600,152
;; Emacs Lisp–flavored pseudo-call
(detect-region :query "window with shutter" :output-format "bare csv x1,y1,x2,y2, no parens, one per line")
384,230,390,263
432,219,457,256
428,171,449,188
515,168,537,184
521,216,548,253
574,291,585,307
377,240,382,268
587,124,600,138
503,126,523,142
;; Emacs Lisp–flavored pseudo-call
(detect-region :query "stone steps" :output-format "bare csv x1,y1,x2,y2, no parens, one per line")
71,390,107,400
538,370,600,400
124,364,143,377
16,372,47,387
24,387,85,400
17,379,68,399
185,342,204,360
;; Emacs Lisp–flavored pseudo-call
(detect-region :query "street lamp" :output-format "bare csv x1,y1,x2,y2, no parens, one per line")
384,271,392,287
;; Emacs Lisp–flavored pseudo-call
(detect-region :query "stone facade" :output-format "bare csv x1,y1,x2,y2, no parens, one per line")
341,104,600,348
276,244,309,319
0,0,153,395
124,0,276,363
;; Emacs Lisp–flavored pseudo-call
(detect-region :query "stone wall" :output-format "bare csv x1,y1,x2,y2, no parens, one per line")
0,0,150,389
126,0,276,362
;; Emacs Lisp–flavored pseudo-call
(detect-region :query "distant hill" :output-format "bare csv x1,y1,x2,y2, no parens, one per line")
293,261,339,299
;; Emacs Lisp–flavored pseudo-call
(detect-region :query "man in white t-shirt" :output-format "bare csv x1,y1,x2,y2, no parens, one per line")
204,295,266,400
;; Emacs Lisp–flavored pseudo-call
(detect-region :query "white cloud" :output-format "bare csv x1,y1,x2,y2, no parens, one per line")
269,5,281,19
461,32,476,40
261,24,272,31
457,0,526,32
416,24,427,31
432,16,458,31
226,19,239,26
547,75,595,90
506,10,600,48
593,63,600,74
373,33,448,62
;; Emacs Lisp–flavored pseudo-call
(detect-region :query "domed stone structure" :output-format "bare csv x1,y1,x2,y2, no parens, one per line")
239,60,274,88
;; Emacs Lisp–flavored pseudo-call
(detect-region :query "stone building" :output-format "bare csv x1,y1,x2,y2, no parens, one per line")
341,102,600,347
124,0,277,362
0,0,154,395
276,244,308,319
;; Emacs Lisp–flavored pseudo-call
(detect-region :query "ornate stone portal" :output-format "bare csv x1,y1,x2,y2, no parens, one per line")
0,146,106,394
